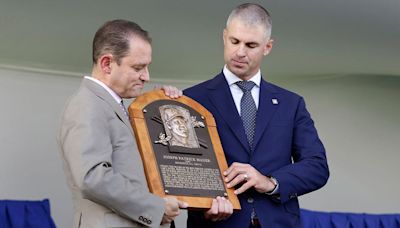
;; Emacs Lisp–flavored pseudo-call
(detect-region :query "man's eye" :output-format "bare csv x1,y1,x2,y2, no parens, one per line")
231,39,239,44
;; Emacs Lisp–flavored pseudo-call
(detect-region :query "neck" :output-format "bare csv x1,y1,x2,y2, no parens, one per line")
91,67,109,86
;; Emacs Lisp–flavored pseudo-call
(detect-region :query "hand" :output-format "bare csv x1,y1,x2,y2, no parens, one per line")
155,85,183,99
204,196,233,221
161,196,188,224
224,162,276,195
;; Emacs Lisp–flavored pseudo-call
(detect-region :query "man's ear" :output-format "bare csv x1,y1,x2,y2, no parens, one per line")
263,38,274,56
99,54,113,74
223,29,227,45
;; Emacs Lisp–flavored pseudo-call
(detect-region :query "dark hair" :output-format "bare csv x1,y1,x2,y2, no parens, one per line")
92,19,151,65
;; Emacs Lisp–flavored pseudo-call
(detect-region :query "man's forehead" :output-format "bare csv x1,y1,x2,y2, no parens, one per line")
123,43,152,65
226,29,264,44
226,19,269,40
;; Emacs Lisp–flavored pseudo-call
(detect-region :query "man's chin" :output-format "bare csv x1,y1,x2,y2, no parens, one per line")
231,69,248,78
228,64,246,74
124,91,142,99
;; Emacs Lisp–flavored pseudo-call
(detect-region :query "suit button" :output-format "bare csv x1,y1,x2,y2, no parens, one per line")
247,197,254,204
289,193,298,199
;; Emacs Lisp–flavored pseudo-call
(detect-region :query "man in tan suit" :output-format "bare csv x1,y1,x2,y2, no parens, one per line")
58,20,189,228
59,19,232,228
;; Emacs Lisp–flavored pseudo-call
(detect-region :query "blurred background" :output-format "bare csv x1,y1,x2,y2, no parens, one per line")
0,1,399,227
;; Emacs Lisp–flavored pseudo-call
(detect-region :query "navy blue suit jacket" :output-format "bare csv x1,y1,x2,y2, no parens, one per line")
184,72,329,228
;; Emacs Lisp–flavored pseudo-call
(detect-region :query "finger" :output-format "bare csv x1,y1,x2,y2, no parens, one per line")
168,210,179,218
164,197,179,211
226,173,248,188
162,85,171,96
216,197,225,221
171,88,182,98
207,197,220,221
224,162,241,176
167,86,174,95
205,199,218,219
224,162,247,179
162,85,182,99
222,199,233,220
178,200,189,209
171,90,179,98
218,197,232,220
224,167,243,183
175,208,181,216
168,205,180,217
227,200,233,217
234,180,253,195
227,164,255,183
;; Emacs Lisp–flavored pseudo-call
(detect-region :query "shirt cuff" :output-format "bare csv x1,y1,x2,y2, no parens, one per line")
265,176,279,195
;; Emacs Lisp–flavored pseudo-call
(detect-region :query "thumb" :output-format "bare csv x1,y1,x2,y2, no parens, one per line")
178,200,189,209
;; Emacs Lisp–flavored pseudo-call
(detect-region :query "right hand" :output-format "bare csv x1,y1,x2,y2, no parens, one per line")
204,196,233,221
161,196,188,224
155,85,183,99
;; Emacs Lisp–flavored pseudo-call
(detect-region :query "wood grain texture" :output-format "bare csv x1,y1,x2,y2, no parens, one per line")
128,89,240,210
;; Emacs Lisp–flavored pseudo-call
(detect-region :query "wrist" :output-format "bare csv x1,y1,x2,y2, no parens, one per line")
265,176,278,194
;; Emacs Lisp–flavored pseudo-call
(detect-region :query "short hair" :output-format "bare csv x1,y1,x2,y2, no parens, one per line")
226,3,272,39
92,19,151,65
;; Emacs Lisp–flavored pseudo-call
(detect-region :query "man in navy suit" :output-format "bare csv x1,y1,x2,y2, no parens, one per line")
185,3,329,227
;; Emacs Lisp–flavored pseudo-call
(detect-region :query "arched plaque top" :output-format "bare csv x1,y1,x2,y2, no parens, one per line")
128,89,216,127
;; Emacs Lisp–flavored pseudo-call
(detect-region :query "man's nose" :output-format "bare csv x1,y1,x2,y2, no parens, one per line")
236,44,246,57
140,67,150,81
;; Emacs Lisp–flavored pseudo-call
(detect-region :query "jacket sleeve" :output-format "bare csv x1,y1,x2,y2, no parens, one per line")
270,97,329,203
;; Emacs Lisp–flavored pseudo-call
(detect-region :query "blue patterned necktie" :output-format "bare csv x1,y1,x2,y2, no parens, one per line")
119,100,129,118
235,81,257,149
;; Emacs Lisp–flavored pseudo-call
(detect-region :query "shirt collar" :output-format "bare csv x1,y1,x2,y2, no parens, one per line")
223,65,261,87
84,76,122,103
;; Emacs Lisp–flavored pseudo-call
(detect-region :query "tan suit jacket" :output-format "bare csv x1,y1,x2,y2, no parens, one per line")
58,78,165,228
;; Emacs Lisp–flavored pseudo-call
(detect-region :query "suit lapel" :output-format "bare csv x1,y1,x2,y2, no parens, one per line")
253,79,279,150
207,73,250,152
83,78,134,134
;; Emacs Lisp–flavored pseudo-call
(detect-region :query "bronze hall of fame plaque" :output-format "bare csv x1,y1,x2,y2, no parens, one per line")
128,90,240,210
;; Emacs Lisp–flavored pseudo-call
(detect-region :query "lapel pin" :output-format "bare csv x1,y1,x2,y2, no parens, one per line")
272,99,279,105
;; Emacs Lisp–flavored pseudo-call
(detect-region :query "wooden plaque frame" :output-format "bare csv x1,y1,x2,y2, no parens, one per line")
128,90,240,210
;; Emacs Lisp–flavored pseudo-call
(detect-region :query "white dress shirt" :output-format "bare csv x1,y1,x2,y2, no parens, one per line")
223,65,261,116
84,76,122,104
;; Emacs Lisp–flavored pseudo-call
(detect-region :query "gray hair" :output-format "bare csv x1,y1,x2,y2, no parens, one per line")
226,3,272,39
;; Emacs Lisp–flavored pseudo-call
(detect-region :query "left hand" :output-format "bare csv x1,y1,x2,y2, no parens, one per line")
224,162,275,195
156,85,183,99
204,196,233,221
